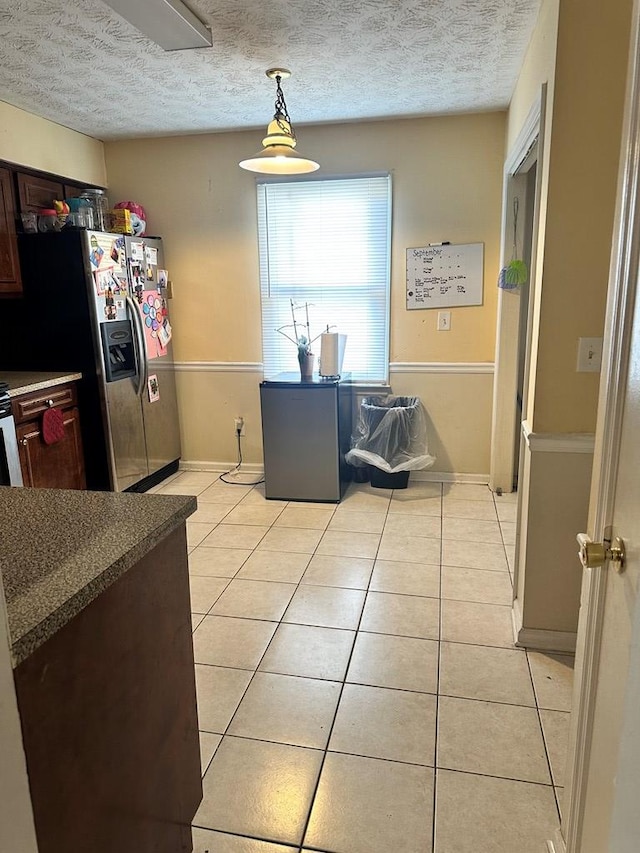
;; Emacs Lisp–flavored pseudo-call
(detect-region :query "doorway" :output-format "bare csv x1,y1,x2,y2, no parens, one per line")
512,156,537,485
490,89,545,495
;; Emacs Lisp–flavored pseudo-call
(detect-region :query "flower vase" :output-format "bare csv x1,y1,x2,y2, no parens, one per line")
298,351,314,381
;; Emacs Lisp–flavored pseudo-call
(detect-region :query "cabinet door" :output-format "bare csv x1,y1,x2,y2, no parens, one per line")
0,166,22,296
17,407,86,490
63,184,84,199
17,172,65,213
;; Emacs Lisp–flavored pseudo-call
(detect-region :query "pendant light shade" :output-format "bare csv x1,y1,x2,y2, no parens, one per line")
239,69,319,175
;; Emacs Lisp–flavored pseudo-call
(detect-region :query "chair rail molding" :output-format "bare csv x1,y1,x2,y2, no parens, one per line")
174,361,263,373
389,362,494,374
521,420,596,454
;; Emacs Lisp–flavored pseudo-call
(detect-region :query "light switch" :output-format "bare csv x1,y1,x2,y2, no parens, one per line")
577,337,603,372
437,311,451,331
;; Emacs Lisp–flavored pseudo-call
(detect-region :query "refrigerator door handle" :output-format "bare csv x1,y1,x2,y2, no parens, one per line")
125,295,148,398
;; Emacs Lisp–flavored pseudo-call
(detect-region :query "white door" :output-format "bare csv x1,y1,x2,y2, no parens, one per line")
562,3,640,849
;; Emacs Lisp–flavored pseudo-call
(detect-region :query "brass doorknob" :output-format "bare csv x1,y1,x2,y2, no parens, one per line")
577,533,626,573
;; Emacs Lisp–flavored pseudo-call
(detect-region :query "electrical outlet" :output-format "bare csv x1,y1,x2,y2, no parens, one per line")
234,416,245,436
576,337,603,372
437,311,451,331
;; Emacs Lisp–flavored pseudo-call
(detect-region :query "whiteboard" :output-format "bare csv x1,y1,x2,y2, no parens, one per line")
406,243,484,310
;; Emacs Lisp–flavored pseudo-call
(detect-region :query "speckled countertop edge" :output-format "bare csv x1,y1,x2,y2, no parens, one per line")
1,489,196,667
2,371,83,397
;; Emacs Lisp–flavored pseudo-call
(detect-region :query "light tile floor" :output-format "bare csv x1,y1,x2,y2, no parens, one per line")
153,473,575,853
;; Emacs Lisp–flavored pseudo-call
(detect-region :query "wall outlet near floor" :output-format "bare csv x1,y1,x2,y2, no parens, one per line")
234,416,245,436
576,337,603,372
437,311,452,331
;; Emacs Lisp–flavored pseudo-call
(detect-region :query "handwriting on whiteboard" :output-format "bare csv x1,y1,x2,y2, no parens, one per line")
406,243,484,310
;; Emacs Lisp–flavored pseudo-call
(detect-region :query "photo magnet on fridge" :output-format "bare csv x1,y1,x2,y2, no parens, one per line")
89,234,104,269
130,241,145,262
148,374,160,403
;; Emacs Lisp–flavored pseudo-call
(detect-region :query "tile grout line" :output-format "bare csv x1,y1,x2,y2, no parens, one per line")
495,491,560,810
492,488,516,593
196,488,347,844
194,478,278,780
190,476,271,781
190,479,551,849
432,481,444,853
294,484,394,850
207,498,340,725
194,609,521,651
191,478,294,785
523,648,563,821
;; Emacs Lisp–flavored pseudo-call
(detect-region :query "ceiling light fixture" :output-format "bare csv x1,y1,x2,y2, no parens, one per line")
102,0,212,51
239,69,319,175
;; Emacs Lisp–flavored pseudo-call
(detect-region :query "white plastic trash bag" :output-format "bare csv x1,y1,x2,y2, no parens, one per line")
346,396,435,473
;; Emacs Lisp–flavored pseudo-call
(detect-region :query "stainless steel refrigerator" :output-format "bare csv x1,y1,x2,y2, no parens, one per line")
2,229,181,491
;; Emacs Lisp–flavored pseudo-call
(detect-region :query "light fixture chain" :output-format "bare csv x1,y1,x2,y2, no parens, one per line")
274,75,295,138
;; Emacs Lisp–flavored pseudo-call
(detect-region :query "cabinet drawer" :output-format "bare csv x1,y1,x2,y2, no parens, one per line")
12,382,78,424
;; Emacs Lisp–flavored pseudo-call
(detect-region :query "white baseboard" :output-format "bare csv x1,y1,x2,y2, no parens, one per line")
179,460,264,475
179,462,489,486
512,598,577,653
516,627,577,654
408,470,490,484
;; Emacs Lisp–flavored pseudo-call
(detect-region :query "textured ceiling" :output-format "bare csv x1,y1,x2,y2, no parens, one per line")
0,0,541,140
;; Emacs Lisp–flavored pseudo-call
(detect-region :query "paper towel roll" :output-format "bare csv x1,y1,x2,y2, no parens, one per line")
320,333,347,377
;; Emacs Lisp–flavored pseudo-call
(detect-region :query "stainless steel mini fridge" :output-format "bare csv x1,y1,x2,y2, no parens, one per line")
260,374,352,502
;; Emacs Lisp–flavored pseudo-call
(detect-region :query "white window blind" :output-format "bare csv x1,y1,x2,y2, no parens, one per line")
257,174,391,382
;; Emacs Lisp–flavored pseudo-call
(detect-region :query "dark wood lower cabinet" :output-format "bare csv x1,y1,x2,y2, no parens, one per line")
12,381,86,489
17,405,85,489
13,526,202,853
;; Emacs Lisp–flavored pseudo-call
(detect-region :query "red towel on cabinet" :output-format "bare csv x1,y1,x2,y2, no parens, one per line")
42,407,65,445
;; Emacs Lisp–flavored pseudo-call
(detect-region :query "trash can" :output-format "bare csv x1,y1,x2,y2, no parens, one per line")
346,395,435,489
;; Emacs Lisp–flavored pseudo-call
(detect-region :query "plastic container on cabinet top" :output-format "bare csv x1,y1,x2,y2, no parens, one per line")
78,189,110,231
37,209,61,232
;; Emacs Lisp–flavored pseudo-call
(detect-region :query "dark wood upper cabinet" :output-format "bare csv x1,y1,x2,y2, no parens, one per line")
63,184,84,199
0,165,22,297
0,161,101,297
17,172,65,213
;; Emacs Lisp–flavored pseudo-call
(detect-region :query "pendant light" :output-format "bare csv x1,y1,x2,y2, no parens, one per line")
239,69,319,175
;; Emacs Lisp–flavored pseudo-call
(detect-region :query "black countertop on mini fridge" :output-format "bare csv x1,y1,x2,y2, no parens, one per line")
260,372,350,388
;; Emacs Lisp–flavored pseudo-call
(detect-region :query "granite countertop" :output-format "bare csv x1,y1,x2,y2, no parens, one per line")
1,371,83,397
0,487,196,667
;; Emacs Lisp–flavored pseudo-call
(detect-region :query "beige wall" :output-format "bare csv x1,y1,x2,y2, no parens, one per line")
515,436,593,636
391,370,494,476
0,101,106,186
506,0,559,427
507,0,633,643
105,113,506,470
530,0,633,433
506,0,559,153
